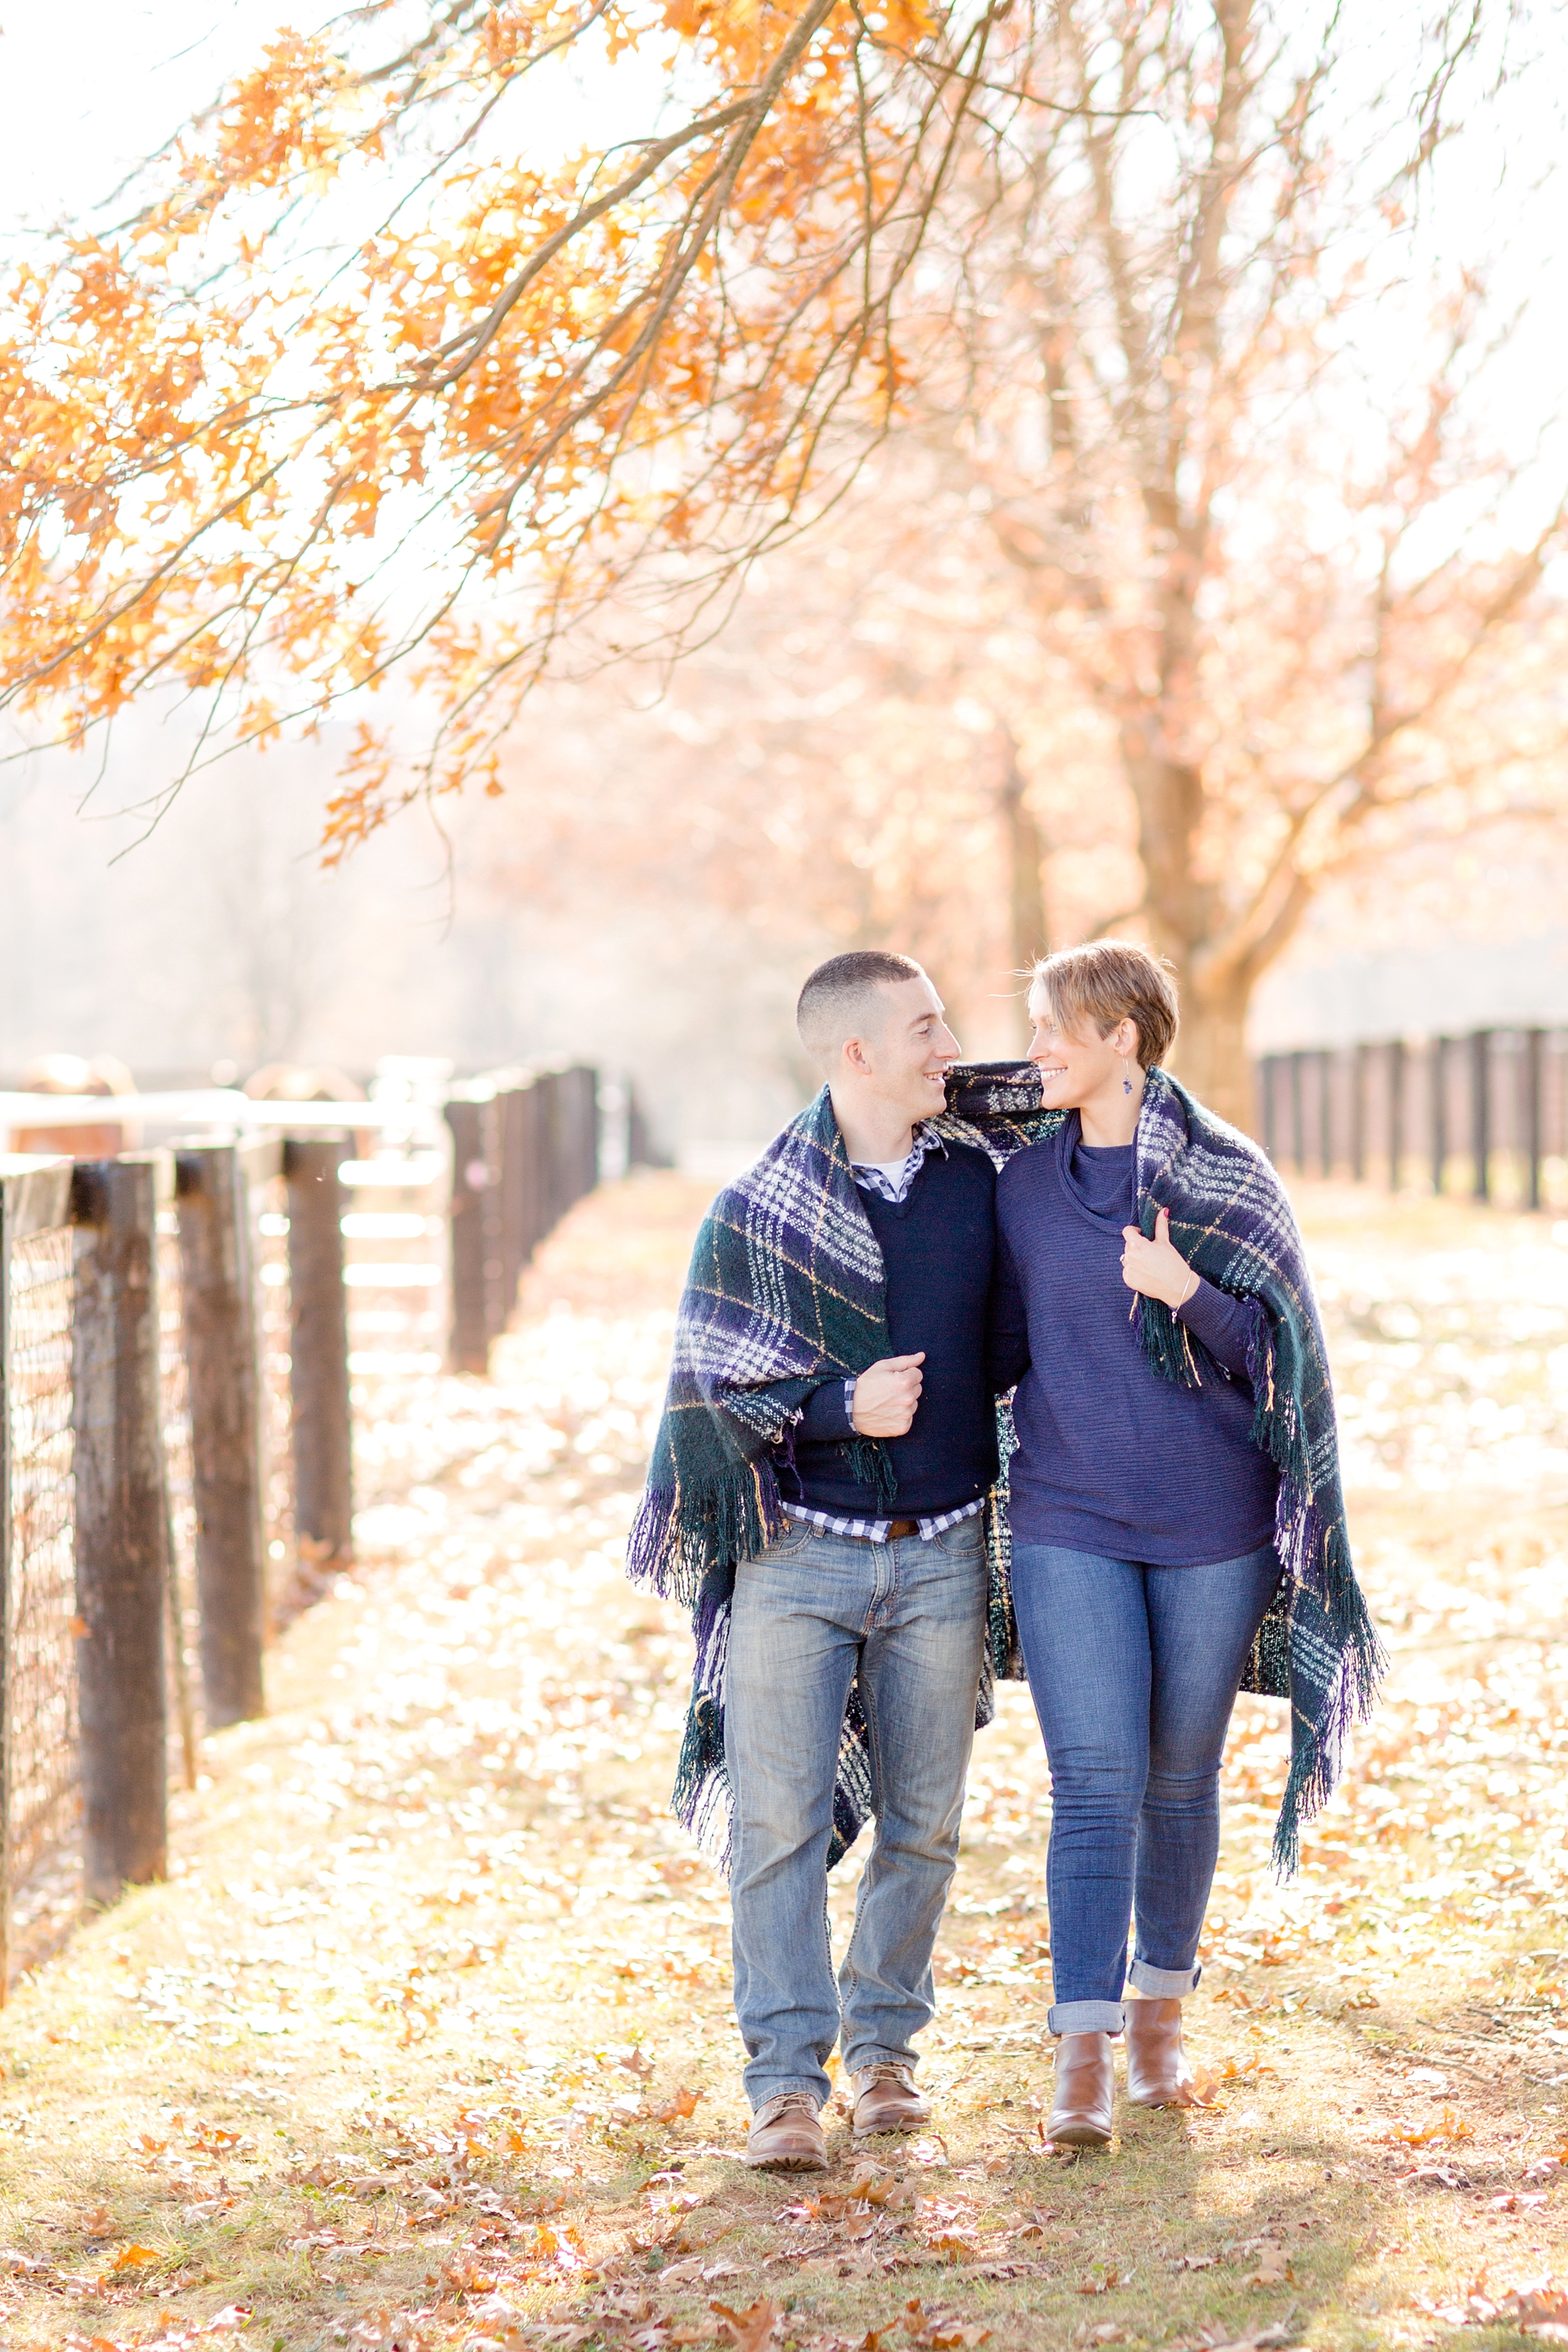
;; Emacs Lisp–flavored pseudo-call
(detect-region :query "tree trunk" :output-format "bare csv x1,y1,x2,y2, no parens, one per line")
1170,978,1257,1137
999,729,1049,976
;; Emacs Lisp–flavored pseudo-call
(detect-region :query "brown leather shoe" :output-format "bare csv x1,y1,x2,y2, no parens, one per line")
851,2062,930,2139
745,2092,828,2170
1123,1997,1196,2107
1047,2031,1115,2147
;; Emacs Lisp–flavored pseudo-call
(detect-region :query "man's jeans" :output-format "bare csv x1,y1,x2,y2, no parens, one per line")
724,1515,988,2111
1009,1541,1280,2034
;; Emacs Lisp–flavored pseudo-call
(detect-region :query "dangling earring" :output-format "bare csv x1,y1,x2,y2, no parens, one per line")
1121,1053,1133,1097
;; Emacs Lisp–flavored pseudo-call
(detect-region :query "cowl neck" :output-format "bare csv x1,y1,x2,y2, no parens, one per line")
1059,1109,1134,1227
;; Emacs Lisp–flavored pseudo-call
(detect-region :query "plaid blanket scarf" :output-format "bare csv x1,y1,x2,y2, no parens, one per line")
627,1062,1382,1877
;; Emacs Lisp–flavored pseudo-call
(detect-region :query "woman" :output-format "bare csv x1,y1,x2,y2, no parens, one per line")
988,940,1381,2147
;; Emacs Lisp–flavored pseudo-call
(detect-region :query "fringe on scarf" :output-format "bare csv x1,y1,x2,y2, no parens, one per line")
670,1568,736,1867
1266,1506,1386,1874
626,1460,783,1611
848,1434,898,1504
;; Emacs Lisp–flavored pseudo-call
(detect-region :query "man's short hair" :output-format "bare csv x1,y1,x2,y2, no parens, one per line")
1029,939,1179,1068
796,950,926,1067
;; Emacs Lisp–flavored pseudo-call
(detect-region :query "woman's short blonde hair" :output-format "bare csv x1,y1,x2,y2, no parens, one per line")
1029,939,1179,1069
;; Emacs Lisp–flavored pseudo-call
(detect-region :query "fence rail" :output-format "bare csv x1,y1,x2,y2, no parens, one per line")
1257,1029,1568,1209
0,1058,604,1991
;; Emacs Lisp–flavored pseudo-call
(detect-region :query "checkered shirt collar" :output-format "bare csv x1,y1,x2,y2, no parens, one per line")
848,1122,947,1205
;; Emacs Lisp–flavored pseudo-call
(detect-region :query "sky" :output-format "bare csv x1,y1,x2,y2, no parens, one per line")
0,2,332,232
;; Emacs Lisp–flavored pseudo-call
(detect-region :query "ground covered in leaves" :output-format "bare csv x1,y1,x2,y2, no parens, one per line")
2,1174,1567,2352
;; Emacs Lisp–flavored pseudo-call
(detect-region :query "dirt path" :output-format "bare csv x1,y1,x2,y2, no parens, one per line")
0,1174,1566,2352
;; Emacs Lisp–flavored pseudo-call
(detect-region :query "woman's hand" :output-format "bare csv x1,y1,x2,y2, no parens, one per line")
1120,1207,1199,1311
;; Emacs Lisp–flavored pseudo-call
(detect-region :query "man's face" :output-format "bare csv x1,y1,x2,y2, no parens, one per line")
848,976,961,1120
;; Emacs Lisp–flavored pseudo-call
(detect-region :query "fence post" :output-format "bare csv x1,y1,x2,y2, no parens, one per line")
0,1158,74,1994
1258,1057,1277,1162
568,1065,600,1203
285,1138,353,1567
1471,1030,1491,1201
70,1155,169,1902
175,1142,267,1726
533,1072,561,1231
626,1083,666,1170
1315,1050,1332,1177
1431,1038,1448,1196
1388,1039,1406,1192
446,1091,502,1373
500,1080,546,1319
1524,1029,1544,1212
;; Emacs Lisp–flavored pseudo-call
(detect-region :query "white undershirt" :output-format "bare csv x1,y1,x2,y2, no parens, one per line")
858,1156,912,1190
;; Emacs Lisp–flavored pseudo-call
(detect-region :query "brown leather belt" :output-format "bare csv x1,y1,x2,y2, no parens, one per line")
881,1519,920,1541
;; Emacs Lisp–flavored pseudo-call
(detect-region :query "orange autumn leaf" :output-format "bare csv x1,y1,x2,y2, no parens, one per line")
652,2084,704,2121
711,2298,782,2352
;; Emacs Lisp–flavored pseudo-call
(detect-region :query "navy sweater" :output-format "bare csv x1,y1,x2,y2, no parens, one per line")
777,1141,1013,1519
993,1117,1279,1566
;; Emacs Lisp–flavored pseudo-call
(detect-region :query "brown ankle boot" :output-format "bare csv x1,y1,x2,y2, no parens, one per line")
1046,2031,1115,2147
745,2092,828,2169
1123,1998,1196,2107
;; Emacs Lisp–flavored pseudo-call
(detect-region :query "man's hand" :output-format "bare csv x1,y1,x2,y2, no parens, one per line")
851,1353,926,1436
1120,1206,1198,1310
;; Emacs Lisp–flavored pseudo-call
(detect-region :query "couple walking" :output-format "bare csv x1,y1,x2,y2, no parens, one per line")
629,942,1381,2163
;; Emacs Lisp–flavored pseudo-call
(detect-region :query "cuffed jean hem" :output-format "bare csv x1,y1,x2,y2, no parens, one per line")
1128,1958,1201,1998
1047,2000,1127,2035
843,2044,919,2078
749,2079,826,2114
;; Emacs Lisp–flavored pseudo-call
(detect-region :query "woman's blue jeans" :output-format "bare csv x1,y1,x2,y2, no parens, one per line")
1009,1541,1280,2034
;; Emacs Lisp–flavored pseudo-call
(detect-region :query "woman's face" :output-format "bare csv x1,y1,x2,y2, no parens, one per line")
1026,994,1138,1111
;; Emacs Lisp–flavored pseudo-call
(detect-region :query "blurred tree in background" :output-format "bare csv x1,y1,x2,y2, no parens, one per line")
2,0,1563,1120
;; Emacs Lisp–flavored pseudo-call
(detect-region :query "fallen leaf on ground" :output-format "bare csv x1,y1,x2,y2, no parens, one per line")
653,2086,705,2122
1386,2106,1474,2147
1210,2055,1278,2082
902,2303,990,2349
1416,2278,1568,2337
848,2172,899,2205
1196,2329,1301,2352
107,2242,165,2272
711,2299,782,2352
1241,2242,1292,2286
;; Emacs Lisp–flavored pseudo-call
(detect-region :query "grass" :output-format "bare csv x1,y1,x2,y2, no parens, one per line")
0,1174,1565,2350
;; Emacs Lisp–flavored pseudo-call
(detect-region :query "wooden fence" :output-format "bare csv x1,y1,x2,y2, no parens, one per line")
0,1063,601,1988
1256,1029,1568,1209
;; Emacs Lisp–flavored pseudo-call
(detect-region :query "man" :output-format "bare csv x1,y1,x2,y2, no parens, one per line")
628,951,1026,2170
